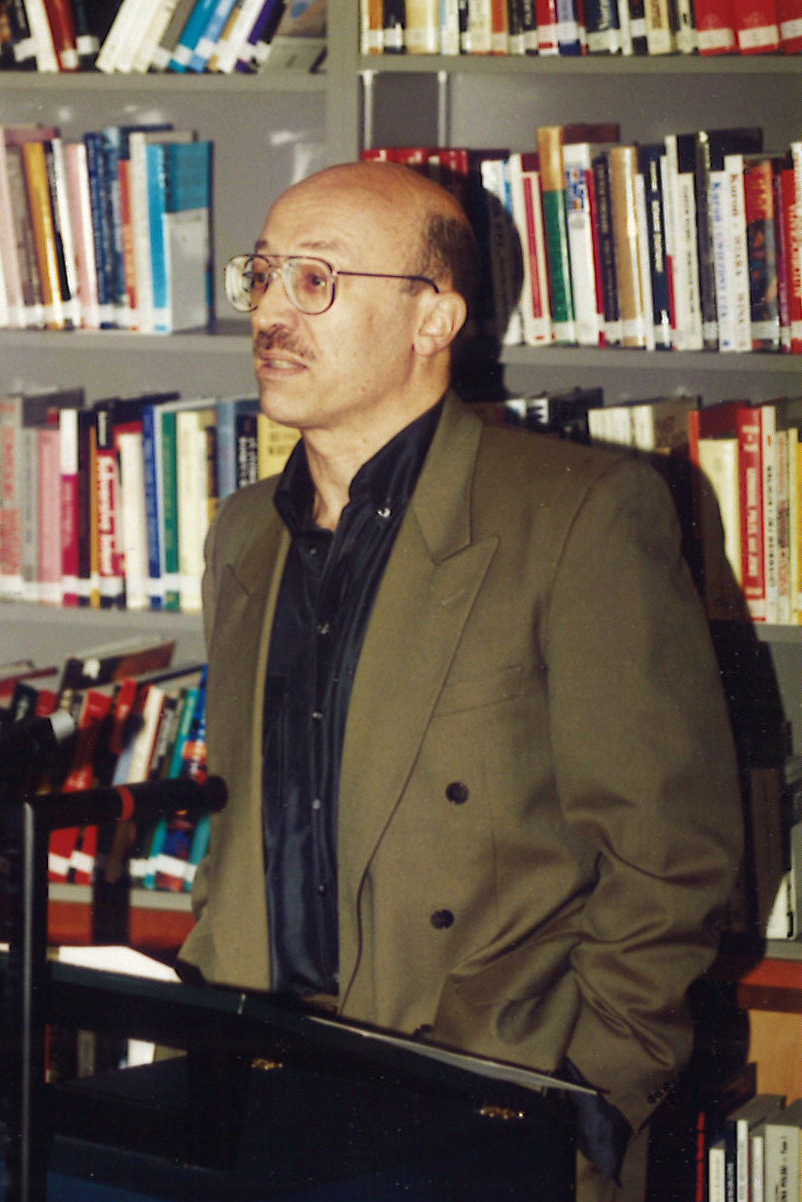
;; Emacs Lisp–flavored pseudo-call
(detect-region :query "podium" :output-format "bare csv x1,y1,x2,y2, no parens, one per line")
0,753,578,1201
1,956,578,1202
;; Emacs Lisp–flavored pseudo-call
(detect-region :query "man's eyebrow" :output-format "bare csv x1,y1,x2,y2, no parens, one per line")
253,237,348,256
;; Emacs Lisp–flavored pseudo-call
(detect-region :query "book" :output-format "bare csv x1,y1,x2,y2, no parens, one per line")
732,0,780,50
507,151,552,347
0,388,84,600
763,1097,802,1202
694,129,764,352
146,139,213,333
22,0,60,69
215,394,261,499
175,404,217,613
64,140,100,330
608,144,650,348
585,0,623,50
663,133,703,352
20,139,66,331
778,0,802,48
723,1093,786,1202
404,0,440,49
149,0,199,69
57,636,176,695
743,155,781,354
637,143,672,350
562,140,608,347
156,396,217,611
185,0,239,69
737,403,767,623
536,126,576,344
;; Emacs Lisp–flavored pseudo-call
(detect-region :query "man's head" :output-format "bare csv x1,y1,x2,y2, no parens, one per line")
239,161,477,453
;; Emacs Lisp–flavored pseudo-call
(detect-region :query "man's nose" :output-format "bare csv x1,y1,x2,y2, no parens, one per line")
251,267,296,326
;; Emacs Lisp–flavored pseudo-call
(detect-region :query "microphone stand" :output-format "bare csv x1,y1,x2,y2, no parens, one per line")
1,775,227,1202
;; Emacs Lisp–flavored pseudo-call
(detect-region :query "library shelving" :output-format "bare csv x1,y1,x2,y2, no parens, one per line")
1,0,801,1147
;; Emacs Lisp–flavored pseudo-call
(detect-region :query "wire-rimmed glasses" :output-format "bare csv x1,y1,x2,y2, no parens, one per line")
224,253,440,316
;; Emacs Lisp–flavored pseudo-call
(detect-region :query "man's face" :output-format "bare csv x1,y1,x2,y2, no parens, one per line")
250,179,428,442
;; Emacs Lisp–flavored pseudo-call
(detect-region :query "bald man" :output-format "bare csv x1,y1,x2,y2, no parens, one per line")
179,162,742,1200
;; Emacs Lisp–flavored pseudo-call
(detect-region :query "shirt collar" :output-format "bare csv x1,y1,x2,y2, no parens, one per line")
274,399,444,536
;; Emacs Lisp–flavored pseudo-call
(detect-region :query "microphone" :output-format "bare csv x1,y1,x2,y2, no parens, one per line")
28,774,228,832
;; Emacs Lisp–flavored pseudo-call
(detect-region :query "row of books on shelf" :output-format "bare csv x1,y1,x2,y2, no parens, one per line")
667,1060,802,1202
479,389,802,628
0,385,298,614
362,0,802,56
0,637,211,893
3,384,802,626
365,125,802,355
0,120,214,334
0,0,325,74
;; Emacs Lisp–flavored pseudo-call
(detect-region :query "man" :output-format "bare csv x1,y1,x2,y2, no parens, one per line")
178,161,742,1199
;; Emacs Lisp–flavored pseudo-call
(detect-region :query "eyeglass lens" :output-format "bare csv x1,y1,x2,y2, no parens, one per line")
228,255,334,314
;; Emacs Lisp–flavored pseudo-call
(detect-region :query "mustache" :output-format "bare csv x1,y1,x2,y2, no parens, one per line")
253,327,316,362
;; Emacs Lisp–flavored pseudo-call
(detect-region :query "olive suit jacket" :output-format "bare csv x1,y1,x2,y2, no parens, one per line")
179,391,742,1135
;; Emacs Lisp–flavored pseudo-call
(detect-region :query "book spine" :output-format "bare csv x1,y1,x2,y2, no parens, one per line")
743,158,781,353
639,144,672,349
724,154,753,353
141,405,165,610
563,146,603,345
59,408,80,607
738,405,766,622
20,141,64,331
592,153,621,344
609,145,648,348
537,127,576,342
189,0,240,69
83,132,115,328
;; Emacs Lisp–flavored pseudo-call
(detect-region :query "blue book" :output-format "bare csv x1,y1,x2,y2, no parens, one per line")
216,395,260,500
146,138,213,333
169,0,220,70
188,0,239,70
83,130,115,327
145,141,170,333
141,403,164,610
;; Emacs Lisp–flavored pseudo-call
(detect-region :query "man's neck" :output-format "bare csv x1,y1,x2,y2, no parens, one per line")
302,391,447,532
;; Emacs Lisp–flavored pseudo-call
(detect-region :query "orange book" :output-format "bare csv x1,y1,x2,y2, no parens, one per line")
20,140,64,331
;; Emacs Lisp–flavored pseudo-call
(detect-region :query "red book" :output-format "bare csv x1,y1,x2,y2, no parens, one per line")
37,424,62,605
778,160,802,354
48,687,114,882
693,0,737,51
732,0,780,51
737,405,766,623
42,0,79,69
536,0,560,52
777,0,802,47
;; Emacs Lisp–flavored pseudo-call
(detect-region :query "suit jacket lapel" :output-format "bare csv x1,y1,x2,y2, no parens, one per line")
339,396,498,895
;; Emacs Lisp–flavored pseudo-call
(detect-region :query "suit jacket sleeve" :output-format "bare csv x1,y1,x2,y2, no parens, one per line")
543,454,741,1131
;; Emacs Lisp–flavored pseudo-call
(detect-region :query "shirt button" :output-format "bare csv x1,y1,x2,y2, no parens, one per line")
317,621,331,635
312,797,322,811
376,506,392,519
312,710,324,721
445,781,470,805
317,884,327,896
430,909,454,930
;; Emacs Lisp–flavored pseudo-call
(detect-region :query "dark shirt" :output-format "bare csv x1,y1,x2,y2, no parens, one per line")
262,401,443,996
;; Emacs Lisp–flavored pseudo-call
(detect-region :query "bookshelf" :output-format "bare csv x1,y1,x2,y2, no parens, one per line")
1,0,801,1127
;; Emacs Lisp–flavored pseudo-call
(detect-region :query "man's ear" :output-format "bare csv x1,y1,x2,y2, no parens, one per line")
413,290,468,357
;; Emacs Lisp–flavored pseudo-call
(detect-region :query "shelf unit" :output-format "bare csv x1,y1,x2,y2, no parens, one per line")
1,2,801,1105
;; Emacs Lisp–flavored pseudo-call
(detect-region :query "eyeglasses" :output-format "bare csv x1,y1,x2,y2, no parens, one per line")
224,253,440,316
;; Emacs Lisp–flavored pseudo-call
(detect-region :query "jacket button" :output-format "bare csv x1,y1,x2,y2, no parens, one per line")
430,909,454,929
445,781,469,804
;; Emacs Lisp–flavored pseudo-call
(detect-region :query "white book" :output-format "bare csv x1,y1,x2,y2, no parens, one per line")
480,157,523,346
116,427,149,611
0,130,25,328
439,0,461,52
507,153,552,347
163,206,212,332
176,406,217,613
49,137,80,329
95,0,142,73
131,0,184,71
664,134,703,351
562,143,604,347
462,0,493,51
723,153,752,354
113,0,164,72
23,0,59,70
64,141,100,330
